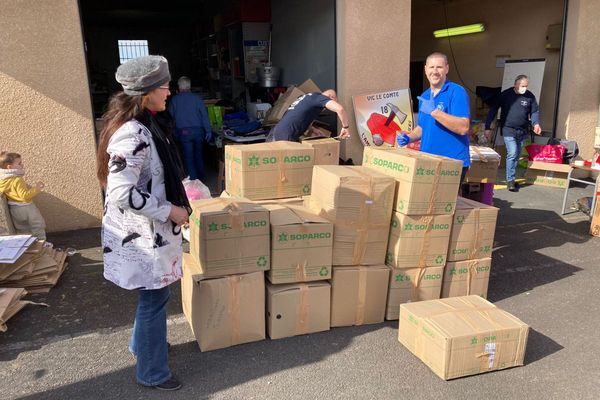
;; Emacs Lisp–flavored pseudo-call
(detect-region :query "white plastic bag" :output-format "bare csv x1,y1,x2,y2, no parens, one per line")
182,178,211,200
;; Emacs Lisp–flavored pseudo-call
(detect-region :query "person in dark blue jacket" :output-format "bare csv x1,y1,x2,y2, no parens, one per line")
485,75,542,192
168,76,213,181
267,89,351,142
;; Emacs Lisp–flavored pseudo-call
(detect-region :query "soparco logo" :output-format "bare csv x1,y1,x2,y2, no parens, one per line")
279,232,331,241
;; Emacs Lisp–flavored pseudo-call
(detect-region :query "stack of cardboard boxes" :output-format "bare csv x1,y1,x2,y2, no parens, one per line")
183,198,270,351
443,197,498,299
305,166,395,327
362,147,462,320
183,141,523,380
263,203,333,340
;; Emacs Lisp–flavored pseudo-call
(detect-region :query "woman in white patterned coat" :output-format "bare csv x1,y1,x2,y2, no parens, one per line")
96,55,190,391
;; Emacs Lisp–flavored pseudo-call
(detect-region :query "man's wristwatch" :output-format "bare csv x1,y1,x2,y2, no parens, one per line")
342,125,349,129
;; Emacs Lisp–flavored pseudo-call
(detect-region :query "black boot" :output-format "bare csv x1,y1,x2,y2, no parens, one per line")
508,180,519,192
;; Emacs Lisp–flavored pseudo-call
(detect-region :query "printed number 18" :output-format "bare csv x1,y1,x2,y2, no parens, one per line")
381,106,389,114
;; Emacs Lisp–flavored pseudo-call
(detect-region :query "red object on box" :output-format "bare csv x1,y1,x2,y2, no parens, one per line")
526,144,565,164
366,113,400,145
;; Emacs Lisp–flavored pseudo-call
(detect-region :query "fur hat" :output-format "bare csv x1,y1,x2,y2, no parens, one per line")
115,55,170,95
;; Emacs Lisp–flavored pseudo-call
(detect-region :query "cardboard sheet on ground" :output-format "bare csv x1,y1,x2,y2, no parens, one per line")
353,89,414,148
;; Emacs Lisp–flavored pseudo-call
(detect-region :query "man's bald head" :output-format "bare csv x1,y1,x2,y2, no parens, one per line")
322,89,338,101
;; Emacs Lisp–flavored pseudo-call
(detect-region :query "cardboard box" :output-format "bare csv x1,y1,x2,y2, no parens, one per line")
385,266,444,320
363,147,462,215
225,141,315,200
301,137,340,165
398,296,529,380
524,161,572,188
263,79,321,125
466,146,500,183
330,265,390,327
189,198,270,277
181,253,265,351
265,204,333,284
0,194,16,235
448,197,498,262
386,212,452,268
306,166,396,265
266,281,330,339
442,258,491,299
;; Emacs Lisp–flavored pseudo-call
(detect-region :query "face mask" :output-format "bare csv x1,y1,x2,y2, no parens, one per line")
517,87,527,95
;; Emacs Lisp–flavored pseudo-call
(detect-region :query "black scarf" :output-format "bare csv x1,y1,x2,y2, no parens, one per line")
139,110,191,214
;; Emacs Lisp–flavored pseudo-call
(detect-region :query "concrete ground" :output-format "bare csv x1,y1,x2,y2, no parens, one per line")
1,173,599,400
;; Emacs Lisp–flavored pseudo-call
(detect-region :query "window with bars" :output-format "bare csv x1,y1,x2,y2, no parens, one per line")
118,40,149,64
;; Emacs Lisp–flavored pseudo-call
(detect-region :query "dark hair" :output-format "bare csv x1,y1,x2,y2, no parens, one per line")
96,92,148,186
0,151,21,168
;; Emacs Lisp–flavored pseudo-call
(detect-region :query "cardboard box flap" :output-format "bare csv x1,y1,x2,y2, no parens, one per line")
469,146,501,162
266,204,330,226
190,198,267,215
267,280,330,294
427,307,528,338
455,196,498,211
316,165,394,183
297,79,321,94
527,161,572,173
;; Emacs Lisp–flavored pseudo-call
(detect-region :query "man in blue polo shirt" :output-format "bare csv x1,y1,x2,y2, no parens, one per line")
397,52,471,183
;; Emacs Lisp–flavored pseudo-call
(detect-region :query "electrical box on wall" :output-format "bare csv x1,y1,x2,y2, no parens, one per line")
545,24,562,50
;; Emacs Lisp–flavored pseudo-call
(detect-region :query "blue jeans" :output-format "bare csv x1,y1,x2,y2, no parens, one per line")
503,129,527,182
128,286,171,386
177,127,205,180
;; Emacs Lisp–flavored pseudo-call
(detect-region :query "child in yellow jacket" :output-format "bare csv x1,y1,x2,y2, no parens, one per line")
0,152,46,240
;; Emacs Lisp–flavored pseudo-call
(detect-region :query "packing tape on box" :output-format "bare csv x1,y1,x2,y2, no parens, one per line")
417,215,435,268
472,311,506,370
425,160,443,214
351,169,377,264
355,267,368,325
468,209,483,259
296,285,310,335
411,268,426,302
466,260,479,296
295,261,308,282
277,156,287,197
227,275,242,345
472,146,488,163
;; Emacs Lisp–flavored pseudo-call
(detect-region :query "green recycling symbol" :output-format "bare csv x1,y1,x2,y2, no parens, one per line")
302,184,310,194
319,267,329,277
399,200,405,211
392,219,398,228
208,222,218,232
435,255,444,264
457,215,465,224
445,203,453,213
278,233,288,242
248,155,260,167
257,256,267,267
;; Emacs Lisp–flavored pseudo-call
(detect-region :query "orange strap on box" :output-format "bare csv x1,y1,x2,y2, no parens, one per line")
295,285,310,335
426,160,443,214
355,267,368,325
228,275,242,345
